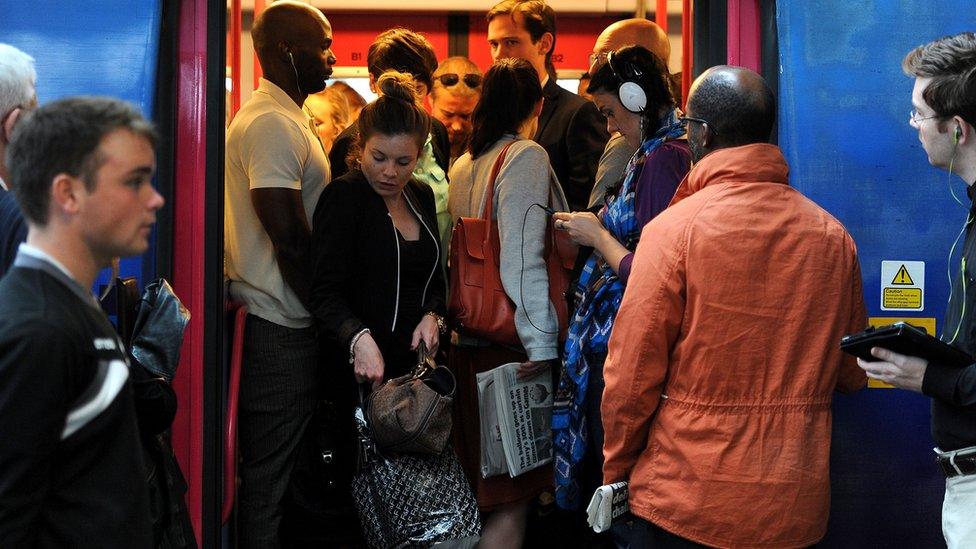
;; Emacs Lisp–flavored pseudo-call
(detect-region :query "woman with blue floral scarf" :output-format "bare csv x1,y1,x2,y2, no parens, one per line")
552,45,692,512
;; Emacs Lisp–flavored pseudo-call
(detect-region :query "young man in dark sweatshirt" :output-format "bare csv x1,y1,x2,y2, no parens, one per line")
0,96,163,547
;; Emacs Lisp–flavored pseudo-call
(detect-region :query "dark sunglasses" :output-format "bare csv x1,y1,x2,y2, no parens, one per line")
437,73,482,88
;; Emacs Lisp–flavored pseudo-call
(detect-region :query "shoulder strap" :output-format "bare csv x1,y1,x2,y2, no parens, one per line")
480,140,518,220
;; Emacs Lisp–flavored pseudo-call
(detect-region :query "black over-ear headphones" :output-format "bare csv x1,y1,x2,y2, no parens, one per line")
606,50,646,113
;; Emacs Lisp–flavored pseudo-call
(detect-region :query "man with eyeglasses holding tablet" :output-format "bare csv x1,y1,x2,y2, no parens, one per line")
856,32,976,549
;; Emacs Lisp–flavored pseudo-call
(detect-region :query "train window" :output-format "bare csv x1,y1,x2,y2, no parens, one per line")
556,78,582,95
329,77,376,104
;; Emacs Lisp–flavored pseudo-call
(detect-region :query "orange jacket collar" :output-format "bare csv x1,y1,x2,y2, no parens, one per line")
670,143,789,206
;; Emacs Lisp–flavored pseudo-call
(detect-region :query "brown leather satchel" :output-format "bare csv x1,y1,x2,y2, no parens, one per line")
365,341,455,455
448,140,576,347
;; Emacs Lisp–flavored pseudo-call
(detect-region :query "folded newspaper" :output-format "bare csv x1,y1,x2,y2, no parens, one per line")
476,362,553,478
586,481,629,533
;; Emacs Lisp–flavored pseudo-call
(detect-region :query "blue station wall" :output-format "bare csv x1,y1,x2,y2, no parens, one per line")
778,2,974,546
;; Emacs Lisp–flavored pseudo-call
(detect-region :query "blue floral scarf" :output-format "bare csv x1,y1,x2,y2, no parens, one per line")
552,109,685,510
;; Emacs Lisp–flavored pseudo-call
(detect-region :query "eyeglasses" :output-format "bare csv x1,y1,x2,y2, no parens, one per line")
679,116,719,136
909,109,941,124
437,73,482,89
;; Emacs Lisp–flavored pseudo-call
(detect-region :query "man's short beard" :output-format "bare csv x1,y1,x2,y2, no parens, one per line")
689,138,706,164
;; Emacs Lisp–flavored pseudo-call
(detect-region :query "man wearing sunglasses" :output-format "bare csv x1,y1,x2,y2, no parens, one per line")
486,0,608,212
0,43,36,278
430,57,482,167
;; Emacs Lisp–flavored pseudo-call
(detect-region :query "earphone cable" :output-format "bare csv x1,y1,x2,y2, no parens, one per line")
947,142,965,206
519,203,559,336
288,53,304,97
944,142,971,343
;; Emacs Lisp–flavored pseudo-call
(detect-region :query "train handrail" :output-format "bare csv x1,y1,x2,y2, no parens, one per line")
221,301,248,525
230,0,242,118
681,0,692,109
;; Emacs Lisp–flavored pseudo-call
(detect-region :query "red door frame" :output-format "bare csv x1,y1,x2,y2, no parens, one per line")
172,0,213,544
728,0,762,73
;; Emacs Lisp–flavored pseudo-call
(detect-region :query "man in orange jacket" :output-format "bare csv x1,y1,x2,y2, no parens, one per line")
601,66,868,548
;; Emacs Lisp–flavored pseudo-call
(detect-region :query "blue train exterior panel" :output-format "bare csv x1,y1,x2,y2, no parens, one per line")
0,0,163,290
778,1,974,546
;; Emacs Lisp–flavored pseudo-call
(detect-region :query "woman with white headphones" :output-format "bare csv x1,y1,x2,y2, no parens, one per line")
552,45,692,511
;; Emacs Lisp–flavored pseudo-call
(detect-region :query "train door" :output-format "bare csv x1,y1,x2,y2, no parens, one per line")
220,1,692,545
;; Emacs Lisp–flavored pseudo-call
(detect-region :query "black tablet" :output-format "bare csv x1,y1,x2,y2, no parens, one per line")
840,322,973,368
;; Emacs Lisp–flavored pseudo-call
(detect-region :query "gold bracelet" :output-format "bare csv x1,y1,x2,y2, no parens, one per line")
425,311,447,334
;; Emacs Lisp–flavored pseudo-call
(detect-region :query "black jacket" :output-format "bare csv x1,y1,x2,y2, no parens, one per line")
928,183,976,450
0,261,152,548
328,117,451,180
310,170,446,398
534,78,609,212
0,187,27,279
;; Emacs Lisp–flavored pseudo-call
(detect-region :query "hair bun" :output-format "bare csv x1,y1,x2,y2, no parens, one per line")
376,71,417,104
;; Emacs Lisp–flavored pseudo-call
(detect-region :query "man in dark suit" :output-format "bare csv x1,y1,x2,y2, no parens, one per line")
0,43,36,278
486,0,609,211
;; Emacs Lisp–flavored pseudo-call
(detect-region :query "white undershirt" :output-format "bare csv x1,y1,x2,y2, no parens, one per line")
18,242,77,282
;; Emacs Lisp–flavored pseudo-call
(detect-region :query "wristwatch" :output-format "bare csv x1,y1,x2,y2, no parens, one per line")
425,311,447,334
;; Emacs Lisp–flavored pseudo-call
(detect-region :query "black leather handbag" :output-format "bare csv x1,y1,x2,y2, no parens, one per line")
351,386,481,548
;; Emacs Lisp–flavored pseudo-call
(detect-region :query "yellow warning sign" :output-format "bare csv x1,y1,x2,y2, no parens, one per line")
881,261,925,311
882,288,922,309
891,264,915,285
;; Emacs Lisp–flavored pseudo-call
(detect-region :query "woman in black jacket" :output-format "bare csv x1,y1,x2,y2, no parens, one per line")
311,71,446,393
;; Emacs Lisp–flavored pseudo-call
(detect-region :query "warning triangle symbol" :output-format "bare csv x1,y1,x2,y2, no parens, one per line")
891,264,915,285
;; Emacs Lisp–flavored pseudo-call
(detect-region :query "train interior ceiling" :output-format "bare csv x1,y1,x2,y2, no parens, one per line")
227,1,691,111
3,0,975,547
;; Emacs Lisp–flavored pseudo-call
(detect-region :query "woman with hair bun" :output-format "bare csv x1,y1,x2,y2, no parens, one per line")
311,69,446,400
328,28,454,261
448,57,569,548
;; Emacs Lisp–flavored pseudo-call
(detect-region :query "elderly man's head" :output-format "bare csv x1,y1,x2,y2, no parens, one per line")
684,66,775,162
431,57,482,159
0,43,38,186
590,19,670,72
